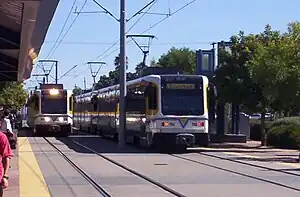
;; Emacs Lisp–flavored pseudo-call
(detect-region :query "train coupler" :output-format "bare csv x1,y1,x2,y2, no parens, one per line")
176,133,195,147
49,125,60,132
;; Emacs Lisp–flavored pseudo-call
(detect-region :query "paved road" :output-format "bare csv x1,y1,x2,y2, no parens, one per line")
6,134,300,197
70,135,300,197
28,137,174,197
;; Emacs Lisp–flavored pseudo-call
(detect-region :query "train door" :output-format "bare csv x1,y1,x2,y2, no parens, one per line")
142,82,158,144
68,94,74,125
91,95,98,134
144,82,158,116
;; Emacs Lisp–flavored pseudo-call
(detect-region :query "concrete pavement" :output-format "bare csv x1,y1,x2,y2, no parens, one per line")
4,134,300,197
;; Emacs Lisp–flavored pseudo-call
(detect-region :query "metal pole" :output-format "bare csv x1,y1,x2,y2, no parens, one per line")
118,0,126,149
84,77,87,90
55,61,58,84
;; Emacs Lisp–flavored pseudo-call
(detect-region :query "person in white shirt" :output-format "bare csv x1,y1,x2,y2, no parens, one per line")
0,112,13,135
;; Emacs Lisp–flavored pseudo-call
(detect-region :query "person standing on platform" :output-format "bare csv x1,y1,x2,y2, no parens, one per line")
0,131,13,197
0,112,13,135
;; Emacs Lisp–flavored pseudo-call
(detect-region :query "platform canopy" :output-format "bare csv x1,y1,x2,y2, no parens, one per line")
0,0,59,82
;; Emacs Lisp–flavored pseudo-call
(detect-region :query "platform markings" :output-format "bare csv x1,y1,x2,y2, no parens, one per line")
18,137,51,197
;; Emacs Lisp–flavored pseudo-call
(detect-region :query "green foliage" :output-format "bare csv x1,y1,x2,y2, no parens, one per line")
157,47,196,74
267,124,300,149
0,82,28,110
135,62,147,73
114,54,129,70
271,116,300,127
215,31,256,105
216,22,300,145
72,85,82,95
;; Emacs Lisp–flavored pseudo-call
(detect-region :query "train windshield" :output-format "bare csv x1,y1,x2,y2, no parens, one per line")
41,90,67,114
161,76,204,116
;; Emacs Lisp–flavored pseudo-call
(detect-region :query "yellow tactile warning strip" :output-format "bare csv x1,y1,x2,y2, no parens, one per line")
18,137,51,197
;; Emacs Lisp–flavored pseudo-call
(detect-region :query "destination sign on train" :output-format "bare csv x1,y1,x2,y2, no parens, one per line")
40,84,63,89
166,83,195,89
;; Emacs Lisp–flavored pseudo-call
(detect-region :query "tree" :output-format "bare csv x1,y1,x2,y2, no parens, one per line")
72,85,82,95
95,75,111,89
216,25,294,145
157,47,196,74
114,54,129,70
215,31,254,106
0,82,28,110
270,22,300,116
245,25,289,145
135,62,148,73
149,58,157,67
219,23,300,145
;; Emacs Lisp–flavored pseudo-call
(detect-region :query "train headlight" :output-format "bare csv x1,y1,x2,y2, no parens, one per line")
58,117,64,122
44,117,51,122
49,89,59,95
141,117,147,123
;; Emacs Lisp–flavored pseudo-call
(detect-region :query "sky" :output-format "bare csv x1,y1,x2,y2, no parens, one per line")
24,0,300,90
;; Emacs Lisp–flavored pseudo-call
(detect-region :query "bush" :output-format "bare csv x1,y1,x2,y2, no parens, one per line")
249,116,300,141
271,116,300,127
267,124,300,149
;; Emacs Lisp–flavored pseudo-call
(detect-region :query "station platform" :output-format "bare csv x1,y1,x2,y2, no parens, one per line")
3,134,300,197
5,137,50,197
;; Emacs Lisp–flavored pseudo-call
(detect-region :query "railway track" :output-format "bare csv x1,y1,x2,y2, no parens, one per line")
68,136,300,193
43,137,112,197
170,153,300,192
196,151,300,177
45,137,187,197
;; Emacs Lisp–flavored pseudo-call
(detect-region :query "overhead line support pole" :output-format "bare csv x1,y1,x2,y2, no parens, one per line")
119,0,126,149
55,61,58,84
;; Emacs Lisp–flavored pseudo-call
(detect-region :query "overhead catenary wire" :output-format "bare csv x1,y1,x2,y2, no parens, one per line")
73,0,197,79
45,0,78,59
47,0,88,59
44,41,213,46
41,0,87,83
72,0,159,79
92,0,159,61
94,0,197,62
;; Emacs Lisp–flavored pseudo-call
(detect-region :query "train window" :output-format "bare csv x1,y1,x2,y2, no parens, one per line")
126,95,146,113
145,84,157,110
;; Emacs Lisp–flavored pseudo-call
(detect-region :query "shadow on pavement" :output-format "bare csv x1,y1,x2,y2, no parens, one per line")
17,128,33,137
55,135,182,154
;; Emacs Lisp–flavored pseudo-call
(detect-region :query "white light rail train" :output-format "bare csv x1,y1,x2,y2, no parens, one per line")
74,74,211,150
26,84,74,136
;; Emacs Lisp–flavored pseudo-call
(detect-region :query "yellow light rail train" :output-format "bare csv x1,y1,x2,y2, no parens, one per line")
74,74,211,150
26,84,74,136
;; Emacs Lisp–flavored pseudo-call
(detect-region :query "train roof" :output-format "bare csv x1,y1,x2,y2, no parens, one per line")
75,74,208,99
